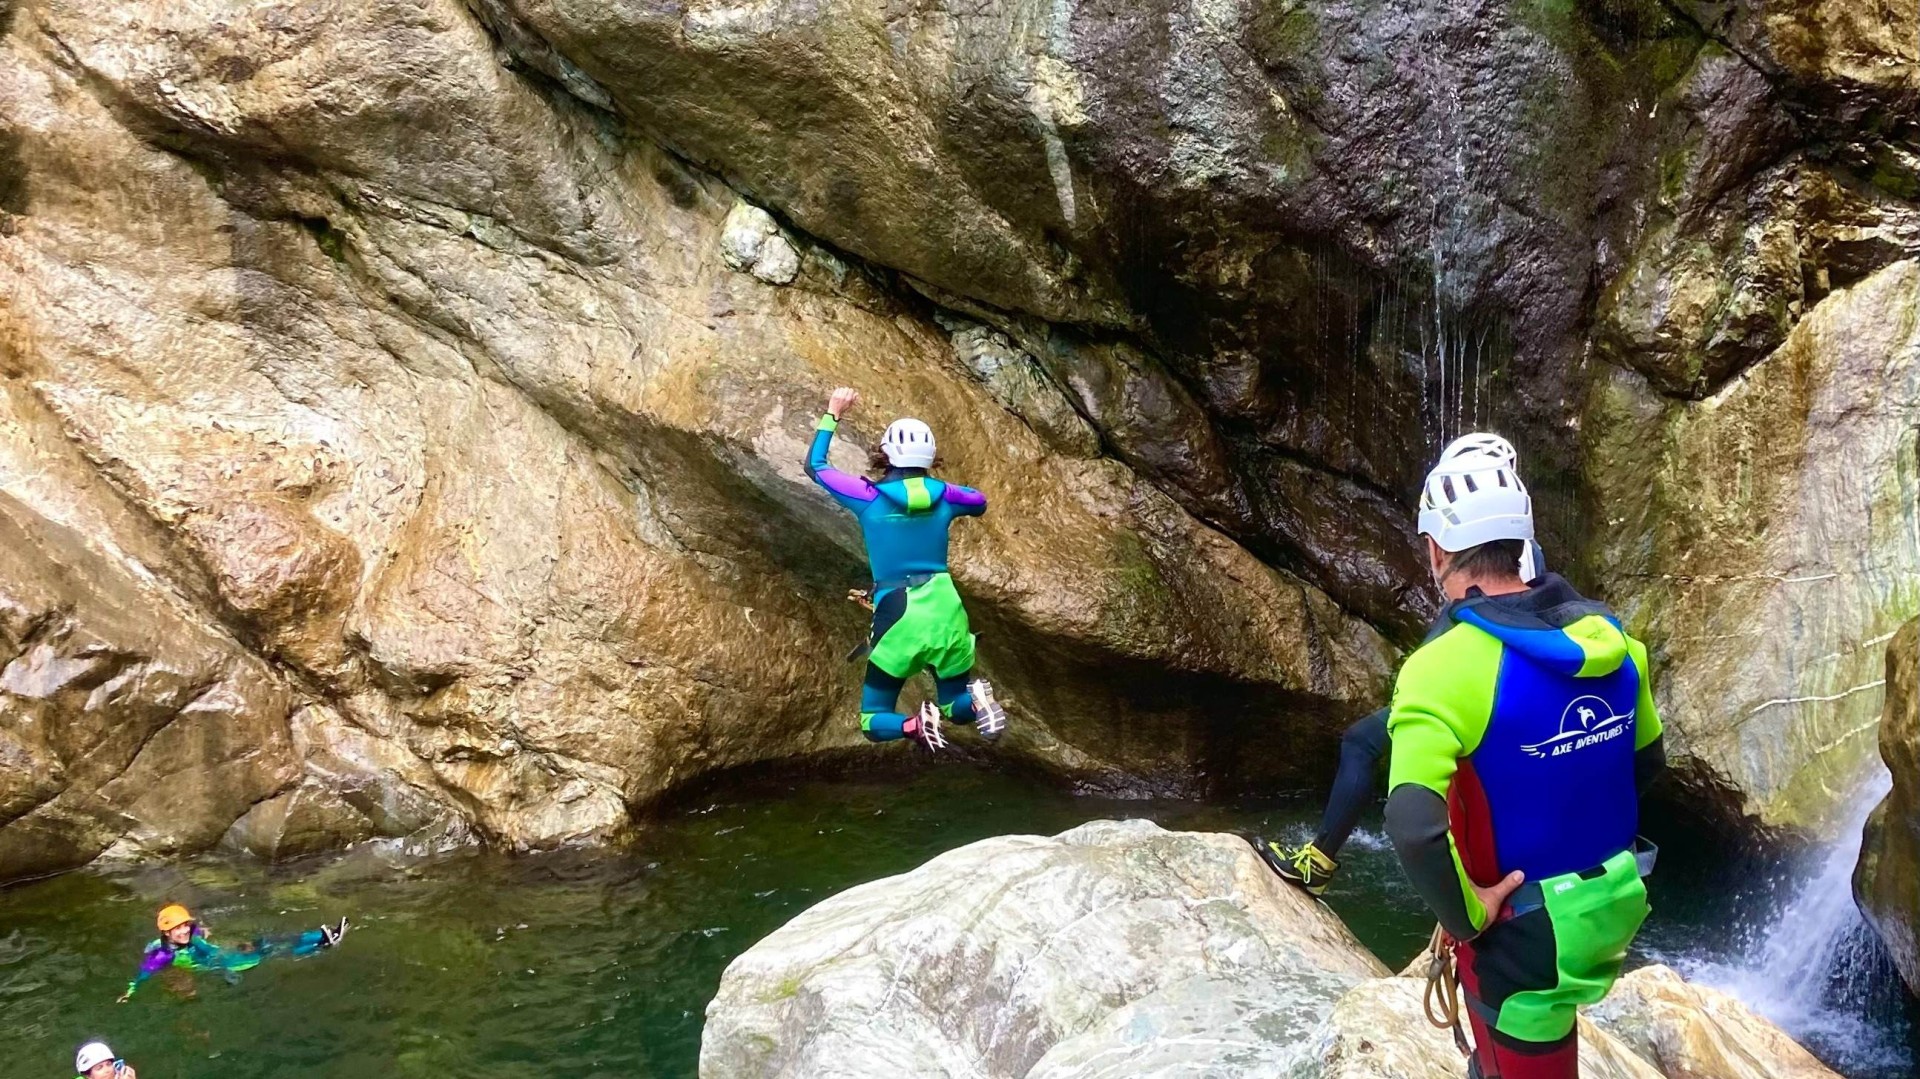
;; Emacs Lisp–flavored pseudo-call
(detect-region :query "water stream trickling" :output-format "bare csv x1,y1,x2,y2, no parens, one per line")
1645,767,1918,1078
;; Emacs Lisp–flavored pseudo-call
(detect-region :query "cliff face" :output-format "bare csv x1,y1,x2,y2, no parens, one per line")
0,0,1914,876
1855,618,1920,994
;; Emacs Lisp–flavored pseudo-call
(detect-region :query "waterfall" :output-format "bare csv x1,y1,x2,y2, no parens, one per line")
1675,767,1914,1076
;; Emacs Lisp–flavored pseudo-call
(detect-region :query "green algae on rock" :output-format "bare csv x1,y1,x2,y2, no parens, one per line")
1587,262,1920,834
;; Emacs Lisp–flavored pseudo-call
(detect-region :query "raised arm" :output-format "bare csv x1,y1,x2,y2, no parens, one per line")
805,389,879,513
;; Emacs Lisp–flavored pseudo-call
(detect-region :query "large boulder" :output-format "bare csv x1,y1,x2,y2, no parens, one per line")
698,819,1389,1077
1855,617,1920,993
701,821,1840,1078
1312,965,1841,1079
1311,977,1662,1079
1587,965,1841,1079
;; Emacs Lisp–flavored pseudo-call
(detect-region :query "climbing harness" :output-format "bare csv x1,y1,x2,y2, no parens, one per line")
1423,924,1473,1058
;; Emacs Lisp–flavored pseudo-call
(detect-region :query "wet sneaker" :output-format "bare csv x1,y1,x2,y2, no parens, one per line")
901,702,947,751
1253,837,1339,898
968,679,1007,742
321,917,350,947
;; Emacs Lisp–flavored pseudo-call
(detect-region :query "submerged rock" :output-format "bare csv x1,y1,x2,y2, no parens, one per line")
698,819,1387,1077
703,822,1841,1078
1855,617,1920,994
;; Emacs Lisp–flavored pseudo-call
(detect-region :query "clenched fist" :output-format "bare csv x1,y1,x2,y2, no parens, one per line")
827,387,860,419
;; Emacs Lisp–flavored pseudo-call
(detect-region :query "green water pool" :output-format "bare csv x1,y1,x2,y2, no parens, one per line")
0,765,1909,1077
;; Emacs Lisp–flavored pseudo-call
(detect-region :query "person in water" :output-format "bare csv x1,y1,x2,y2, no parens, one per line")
1384,440,1665,1079
73,1042,134,1079
118,903,349,1002
805,387,1007,750
1255,434,1547,898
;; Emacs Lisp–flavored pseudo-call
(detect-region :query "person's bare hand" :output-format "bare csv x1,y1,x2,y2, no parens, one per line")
1471,869,1526,924
827,387,860,418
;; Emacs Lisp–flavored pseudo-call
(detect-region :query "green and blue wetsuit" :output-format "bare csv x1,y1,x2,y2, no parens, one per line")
125,926,332,998
805,413,988,741
1385,574,1665,1078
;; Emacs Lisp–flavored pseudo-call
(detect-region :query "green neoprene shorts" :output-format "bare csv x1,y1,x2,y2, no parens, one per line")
868,572,975,680
1485,848,1650,1043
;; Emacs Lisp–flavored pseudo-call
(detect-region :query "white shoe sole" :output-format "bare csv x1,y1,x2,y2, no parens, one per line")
914,702,947,750
969,680,1006,741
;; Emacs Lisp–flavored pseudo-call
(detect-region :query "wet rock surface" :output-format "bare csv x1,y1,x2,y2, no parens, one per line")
698,821,1840,1078
698,819,1389,1077
1855,617,1920,994
0,0,1916,869
0,0,1398,878
1587,261,1920,832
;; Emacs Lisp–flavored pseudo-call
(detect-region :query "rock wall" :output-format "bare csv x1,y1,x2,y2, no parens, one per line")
1855,617,1920,994
0,0,1915,873
1588,260,1920,832
0,0,1396,880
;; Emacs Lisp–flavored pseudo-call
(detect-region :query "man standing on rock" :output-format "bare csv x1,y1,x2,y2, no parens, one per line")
1385,441,1666,1079
1257,434,1545,898
804,387,1007,751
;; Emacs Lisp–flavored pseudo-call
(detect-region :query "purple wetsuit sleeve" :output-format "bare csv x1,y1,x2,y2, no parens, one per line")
134,946,173,983
943,483,987,517
805,415,878,512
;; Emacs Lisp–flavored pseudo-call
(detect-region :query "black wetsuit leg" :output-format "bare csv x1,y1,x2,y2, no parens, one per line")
1314,707,1389,855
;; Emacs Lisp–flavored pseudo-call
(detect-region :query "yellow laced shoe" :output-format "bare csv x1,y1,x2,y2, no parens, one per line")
1252,837,1340,897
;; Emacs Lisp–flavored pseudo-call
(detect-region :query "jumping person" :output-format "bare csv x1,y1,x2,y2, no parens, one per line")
73,1042,134,1079
118,903,349,1002
1255,434,1546,897
805,387,1007,750
1384,443,1665,1078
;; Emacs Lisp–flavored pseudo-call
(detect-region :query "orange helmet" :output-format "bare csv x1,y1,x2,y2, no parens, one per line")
156,903,194,932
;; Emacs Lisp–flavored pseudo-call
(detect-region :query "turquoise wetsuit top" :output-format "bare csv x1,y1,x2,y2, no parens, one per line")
804,414,986,584
126,926,329,997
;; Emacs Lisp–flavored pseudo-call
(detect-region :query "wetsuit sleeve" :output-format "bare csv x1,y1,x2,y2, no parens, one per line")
942,483,987,517
804,414,878,513
1627,636,1663,749
1385,630,1498,941
126,947,172,996
1628,636,1666,794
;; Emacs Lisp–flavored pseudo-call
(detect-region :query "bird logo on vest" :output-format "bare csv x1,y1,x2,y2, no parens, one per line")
1521,694,1632,759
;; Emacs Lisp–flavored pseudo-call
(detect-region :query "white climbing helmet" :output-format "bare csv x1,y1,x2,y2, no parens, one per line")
880,418,937,469
76,1043,115,1073
1416,438,1534,553
1438,431,1517,469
